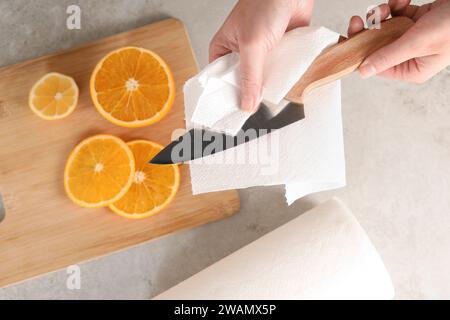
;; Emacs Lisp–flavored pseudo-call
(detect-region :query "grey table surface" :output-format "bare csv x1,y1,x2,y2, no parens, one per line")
1,0,450,299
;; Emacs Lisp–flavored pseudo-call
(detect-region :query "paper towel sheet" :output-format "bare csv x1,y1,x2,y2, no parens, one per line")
185,26,346,205
155,198,395,300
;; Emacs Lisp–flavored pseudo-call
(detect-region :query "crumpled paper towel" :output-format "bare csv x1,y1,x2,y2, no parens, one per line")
185,26,346,204
155,198,395,300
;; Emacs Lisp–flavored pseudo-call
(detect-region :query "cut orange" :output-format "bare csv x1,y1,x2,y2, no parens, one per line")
29,72,78,120
90,47,175,128
64,135,135,208
109,140,180,219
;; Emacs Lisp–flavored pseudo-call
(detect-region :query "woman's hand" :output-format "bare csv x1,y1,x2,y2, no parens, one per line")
348,0,450,83
209,0,314,112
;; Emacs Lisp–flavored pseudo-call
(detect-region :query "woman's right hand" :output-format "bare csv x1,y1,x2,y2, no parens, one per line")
348,0,450,83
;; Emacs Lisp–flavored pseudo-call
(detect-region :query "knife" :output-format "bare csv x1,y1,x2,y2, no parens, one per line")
150,17,414,165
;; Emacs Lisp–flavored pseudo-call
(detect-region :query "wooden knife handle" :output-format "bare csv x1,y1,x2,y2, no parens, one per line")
285,17,414,104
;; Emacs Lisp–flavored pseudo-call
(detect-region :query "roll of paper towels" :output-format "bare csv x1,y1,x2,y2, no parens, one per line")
155,198,395,300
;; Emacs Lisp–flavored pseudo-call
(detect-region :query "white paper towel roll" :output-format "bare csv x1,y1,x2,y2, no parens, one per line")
155,198,394,300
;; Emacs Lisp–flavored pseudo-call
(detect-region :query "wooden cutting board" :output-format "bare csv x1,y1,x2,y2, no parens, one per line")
0,19,240,288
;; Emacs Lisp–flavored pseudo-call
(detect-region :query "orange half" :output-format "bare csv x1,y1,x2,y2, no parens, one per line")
90,47,175,128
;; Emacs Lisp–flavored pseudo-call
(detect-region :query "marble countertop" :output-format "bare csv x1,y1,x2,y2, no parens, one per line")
1,0,449,299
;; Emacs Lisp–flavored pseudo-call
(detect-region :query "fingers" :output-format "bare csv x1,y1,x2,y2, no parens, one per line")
348,4,390,37
379,54,449,83
359,30,419,79
348,16,365,37
397,5,421,20
287,0,314,30
389,0,427,22
209,32,264,113
377,60,421,82
388,0,411,14
239,45,266,112
366,3,391,25
412,3,433,21
355,0,449,83
209,41,231,63
208,31,233,63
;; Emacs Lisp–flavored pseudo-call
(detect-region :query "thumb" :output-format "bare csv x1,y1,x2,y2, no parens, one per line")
239,45,266,112
359,32,417,79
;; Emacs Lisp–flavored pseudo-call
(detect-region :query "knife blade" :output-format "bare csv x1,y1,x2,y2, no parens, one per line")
150,101,305,164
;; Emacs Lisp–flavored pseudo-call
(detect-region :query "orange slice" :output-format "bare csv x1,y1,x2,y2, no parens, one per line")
109,140,180,219
90,47,175,128
29,72,79,120
64,135,135,208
